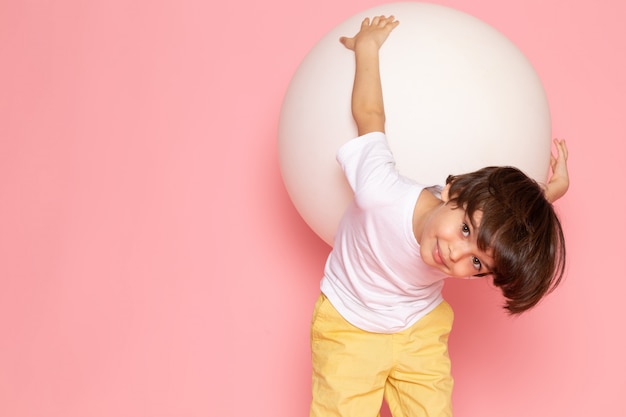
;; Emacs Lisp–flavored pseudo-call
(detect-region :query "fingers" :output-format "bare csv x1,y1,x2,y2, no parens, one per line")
553,138,568,161
559,139,568,160
341,15,399,48
380,15,400,27
363,15,399,28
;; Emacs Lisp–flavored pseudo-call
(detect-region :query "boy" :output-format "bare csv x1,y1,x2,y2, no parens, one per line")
310,16,569,417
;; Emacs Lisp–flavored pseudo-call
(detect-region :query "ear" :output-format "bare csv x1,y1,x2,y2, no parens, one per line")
441,183,452,203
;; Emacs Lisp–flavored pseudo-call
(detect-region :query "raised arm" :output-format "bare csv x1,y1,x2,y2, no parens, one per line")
340,16,399,136
543,138,569,203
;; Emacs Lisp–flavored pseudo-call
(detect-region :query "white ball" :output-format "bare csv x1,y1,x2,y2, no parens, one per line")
279,2,551,246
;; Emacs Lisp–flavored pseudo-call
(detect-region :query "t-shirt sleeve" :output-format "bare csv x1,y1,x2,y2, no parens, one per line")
336,132,401,202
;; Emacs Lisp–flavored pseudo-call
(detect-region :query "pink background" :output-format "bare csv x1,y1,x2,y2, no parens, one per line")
1,0,624,416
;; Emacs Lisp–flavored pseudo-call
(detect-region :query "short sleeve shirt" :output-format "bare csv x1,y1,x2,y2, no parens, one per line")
320,132,447,333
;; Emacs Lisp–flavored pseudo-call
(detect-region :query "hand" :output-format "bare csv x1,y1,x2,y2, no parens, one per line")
543,138,569,203
339,15,400,52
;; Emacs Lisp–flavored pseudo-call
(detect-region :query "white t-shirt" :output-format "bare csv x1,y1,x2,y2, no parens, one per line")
320,132,447,333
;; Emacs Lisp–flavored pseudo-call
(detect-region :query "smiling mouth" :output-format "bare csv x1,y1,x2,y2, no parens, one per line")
434,241,446,266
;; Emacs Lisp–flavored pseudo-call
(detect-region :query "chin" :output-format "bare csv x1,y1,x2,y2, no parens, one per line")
421,256,440,272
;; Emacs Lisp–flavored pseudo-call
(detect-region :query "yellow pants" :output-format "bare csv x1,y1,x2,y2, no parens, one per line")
310,294,454,417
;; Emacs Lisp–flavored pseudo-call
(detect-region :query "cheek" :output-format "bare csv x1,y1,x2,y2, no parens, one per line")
419,243,434,267
425,213,448,237
451,266,472,278
453,259,486,278
436,220,459,239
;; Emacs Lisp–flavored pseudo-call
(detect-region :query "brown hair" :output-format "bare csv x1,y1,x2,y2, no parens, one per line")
446,166,566,314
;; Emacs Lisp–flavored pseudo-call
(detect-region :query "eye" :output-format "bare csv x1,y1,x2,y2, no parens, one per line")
461,223,470,237
471,256,482,271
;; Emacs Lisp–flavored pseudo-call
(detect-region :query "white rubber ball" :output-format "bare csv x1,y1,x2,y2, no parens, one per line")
279,2,551,246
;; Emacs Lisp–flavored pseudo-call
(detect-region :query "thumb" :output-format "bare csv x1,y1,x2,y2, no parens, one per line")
339,36,355,49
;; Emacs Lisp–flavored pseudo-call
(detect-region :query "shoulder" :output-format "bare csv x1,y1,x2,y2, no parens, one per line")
337,131,387,163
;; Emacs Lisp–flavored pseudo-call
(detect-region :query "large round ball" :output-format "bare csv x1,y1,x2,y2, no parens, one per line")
279,2,551,246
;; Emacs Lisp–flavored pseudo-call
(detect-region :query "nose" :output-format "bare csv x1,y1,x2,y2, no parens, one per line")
449,240,472,262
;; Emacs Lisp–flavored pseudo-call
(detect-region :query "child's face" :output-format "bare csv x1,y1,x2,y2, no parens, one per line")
419,202,494,278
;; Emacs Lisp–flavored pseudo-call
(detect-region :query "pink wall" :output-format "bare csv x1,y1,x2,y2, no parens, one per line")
1,0,624,416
